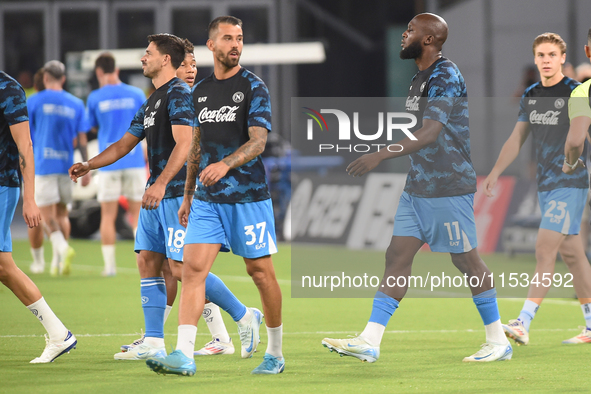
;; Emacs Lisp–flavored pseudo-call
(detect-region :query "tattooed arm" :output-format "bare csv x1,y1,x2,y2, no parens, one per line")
185,125,202,197
9,121,41,228
199,126,268,187
179,125,202,227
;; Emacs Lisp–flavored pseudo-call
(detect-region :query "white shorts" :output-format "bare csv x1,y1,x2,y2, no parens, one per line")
35,174,73,207
97,168,146,203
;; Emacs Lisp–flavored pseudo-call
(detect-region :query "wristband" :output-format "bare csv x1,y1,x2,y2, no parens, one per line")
564,158,577,170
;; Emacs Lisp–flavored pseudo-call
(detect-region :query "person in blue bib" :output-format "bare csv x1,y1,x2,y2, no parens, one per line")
86,53,147,277
27,60,90,276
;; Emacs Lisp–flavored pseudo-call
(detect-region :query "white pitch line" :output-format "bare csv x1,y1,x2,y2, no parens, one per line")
502,298,580,306
20,262,292,286
0,327,580,339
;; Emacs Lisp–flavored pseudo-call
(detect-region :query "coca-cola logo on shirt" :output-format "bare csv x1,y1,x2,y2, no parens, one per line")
529,110,560,125
198,106,239,123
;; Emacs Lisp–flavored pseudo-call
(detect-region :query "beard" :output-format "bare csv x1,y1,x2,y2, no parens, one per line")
400,40,423,60
216,49,241,69
142,65,156,79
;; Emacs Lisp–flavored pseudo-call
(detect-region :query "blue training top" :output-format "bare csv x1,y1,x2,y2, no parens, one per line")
403,57,476,198
127,77,194,199
192,68,272,203
518,77,588,191
86,83,146,171
27,89,89,175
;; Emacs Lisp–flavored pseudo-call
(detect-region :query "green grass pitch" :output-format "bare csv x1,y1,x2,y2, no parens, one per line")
1,239,589,393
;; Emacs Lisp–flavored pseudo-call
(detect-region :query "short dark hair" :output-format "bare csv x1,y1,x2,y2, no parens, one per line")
95,52,116,73
33,68,45,92
181,38,195,54
147,33,185,69
588,28,591,44
208,16,243,39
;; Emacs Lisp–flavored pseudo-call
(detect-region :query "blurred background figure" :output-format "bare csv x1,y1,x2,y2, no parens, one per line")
576,62,591,82
563,62,576,79
17,70,35,98
27,67,46,274
27,60,90,276
86,53,146,277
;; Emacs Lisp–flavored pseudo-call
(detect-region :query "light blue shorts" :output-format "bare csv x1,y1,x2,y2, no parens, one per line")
135,196,185,261
538,188,587,235
392,191,478,253
185,199,278,259
0,186,19,252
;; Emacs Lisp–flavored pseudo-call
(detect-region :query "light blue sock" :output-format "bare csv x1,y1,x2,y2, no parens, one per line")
582,303,591,330
141,277,167,338
205,272,247,322
518,299,539,332
368,291,399,326
473,288,500,325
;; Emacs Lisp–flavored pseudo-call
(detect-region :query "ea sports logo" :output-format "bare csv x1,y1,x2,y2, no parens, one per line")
554,98,564,109
233,91,244,103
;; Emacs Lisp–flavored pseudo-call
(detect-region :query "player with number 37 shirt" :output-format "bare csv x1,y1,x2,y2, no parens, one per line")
169,16,285,376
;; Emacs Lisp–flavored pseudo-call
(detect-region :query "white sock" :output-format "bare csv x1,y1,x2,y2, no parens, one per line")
26,297,68,341
203,303,230,342
360,321,386,347
237,308,252,326
101,244,116,272
163,305,173,324
144,336,165,348
50,246,59,270
31,247,45,266
581,303,591,328
176,325,197,359
265,324,283,359
485,319,509,345
49,231,69,256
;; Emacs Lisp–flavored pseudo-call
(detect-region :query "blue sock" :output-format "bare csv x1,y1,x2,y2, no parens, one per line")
368,291,399,326
205,272,247,322
141,277,166,338
473,288,500,325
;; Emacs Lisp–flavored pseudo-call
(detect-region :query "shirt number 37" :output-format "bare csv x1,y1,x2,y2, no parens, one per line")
245,221,267,250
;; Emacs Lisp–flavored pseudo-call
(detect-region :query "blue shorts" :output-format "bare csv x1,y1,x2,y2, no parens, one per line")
538,188,587,235
135,197,185,261
392,191,478,253
185,199,278,259
0,186,19,253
